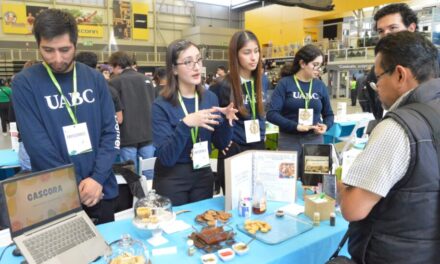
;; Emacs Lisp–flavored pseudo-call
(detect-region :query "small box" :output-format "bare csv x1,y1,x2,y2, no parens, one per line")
304,194,335,221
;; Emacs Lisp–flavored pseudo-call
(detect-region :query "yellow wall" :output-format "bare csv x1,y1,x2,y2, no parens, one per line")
245,0,407,47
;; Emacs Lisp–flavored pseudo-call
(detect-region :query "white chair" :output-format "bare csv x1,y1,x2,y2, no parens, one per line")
138,157,156,193
338,119,370,154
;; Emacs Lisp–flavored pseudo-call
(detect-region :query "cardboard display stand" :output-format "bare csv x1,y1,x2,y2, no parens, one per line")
224,150,298,211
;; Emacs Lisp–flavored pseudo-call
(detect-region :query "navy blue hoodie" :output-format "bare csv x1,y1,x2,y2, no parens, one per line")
12,62,119,199
152,90,232,167
267,76,334,134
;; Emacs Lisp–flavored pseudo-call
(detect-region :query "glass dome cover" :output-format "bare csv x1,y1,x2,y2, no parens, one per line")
133,190,174,229
105,234,149,264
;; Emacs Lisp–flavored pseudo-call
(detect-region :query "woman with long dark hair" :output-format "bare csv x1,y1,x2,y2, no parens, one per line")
152,39,237,206
267,44,334,181
210,30,266,194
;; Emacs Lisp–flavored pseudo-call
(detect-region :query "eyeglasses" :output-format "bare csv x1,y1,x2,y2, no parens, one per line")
175,57,203,69
370,69,392,91
309,62,322,71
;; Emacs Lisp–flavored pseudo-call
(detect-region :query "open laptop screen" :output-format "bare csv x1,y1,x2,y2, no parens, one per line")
1,164,81,236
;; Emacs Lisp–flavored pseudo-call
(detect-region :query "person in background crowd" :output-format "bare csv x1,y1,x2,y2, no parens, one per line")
99,64,112,80
350,76,357,106
367,3,418,120
266,44,334,184
356,69,371,112
152,39,237,206
12,9,119,224
108,51,155,179
209,30,266,194
76,51,124,125
153,67,167,97
339,31,440,264
216,65,227,79
0,78,12,136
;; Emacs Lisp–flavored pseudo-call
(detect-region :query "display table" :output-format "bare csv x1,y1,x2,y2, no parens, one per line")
0,187,349,264
0,149,20,180
0,149,19,168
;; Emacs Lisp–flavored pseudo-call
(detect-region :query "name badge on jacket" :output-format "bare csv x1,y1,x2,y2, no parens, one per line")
244,119,260,143
63,122,92,156
192,141,210,169
298,108,313,126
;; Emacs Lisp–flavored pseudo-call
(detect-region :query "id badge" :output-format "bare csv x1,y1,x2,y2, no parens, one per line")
192,141,210,170
244,119,260,143
298,108,314,126
63,122,92,156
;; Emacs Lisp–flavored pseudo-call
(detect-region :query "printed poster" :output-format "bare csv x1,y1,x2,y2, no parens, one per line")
2,3,47,35
62,8,104,38
113,0,132,40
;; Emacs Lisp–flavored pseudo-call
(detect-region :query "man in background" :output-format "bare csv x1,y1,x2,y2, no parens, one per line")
367,3,418,120
108,51,155,179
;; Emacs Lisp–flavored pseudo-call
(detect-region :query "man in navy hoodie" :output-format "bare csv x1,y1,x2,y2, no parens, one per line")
12,9,119,224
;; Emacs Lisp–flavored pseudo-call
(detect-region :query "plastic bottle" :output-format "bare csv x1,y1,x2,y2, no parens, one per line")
252,179,267,214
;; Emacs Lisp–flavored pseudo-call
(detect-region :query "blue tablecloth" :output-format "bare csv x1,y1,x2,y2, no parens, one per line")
0,149,19,168
0,187,349,264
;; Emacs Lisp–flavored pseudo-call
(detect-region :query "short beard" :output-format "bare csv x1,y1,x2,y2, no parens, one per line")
48,59,75,73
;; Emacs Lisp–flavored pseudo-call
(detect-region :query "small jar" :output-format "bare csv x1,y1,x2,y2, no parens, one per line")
330,212,336,226
313,212,320,226
187,239,196,256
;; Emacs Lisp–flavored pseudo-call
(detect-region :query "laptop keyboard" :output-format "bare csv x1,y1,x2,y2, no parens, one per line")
23,217,96,264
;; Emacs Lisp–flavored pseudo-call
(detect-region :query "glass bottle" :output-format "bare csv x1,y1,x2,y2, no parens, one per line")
252,179,266,214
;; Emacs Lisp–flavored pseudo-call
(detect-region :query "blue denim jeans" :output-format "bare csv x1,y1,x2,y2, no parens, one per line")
18,141,32,172
120,144,155,180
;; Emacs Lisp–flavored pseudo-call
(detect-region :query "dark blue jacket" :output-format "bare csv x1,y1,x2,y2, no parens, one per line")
267,76,334,134
348,78,440,264
12,62,119,199
152,90,232,167
209,78,266,145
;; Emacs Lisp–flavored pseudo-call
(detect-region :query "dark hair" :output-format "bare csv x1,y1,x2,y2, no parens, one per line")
228,30,264,117
75,51,98,68
217,66,226,72
33,9,78,46
284,44,323,76
108,51,132,69
153,67,167,84
375,31,439,83
374,3,418,31
162,39,204,105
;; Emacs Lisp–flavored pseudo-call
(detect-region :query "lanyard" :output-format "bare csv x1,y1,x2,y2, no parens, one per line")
293,75,313,109
43,62,78,124
243,81,256,119
178,91,199,144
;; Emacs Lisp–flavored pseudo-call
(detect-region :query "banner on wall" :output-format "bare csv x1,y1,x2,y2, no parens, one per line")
113,0,132,40
2,3,47,35
62,8,104,38
132,2,149,41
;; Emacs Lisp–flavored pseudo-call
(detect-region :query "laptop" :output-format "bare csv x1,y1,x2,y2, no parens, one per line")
1,164,109,264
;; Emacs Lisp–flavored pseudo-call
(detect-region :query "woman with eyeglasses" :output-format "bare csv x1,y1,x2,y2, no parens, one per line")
152,39,238,206
267,44,334,183
209,30,266,194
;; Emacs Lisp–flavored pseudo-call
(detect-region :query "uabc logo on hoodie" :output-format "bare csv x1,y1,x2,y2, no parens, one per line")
44,89,95,109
